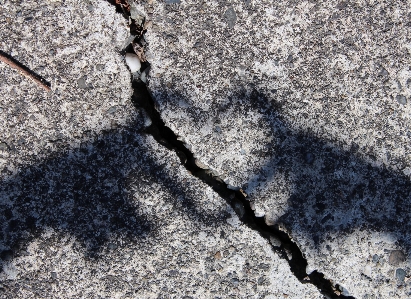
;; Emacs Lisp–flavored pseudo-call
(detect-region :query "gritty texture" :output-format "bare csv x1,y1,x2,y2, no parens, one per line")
0,0,134,175
0,0,324,298
0,131,322,298
144,0,411,297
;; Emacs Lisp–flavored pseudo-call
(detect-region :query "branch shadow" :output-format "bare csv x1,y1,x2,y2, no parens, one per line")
161,86,411,258
223,89,411,254
0,121,226,267
1,82,410,285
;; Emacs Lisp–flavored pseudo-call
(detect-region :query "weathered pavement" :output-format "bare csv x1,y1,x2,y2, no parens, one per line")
143,0,411,298
0,0,325,298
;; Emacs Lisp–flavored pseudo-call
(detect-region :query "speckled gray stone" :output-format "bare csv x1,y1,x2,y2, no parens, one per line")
0,0,323,298
0,0,134,173
0,130,322,298
143,0,411,297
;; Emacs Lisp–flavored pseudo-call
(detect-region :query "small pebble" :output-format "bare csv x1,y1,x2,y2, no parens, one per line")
389,250,406,266
396,95,407,105
141,109,152,127
96,64,105,71
130,5,145,24
77,77,88,89
107,243,118,250
0,142,8,151
233,201,245,218
224,6,237,29
257,276,266,285
194,159,209,169
363,265,371,277
304,152,314,164
395,268,406,282
144,20,153,30
122,35,136,50
379,68,389,77
231,277,239,287
125,53,141,73
269,236,281,247
107,106,117,114
140,70,147,83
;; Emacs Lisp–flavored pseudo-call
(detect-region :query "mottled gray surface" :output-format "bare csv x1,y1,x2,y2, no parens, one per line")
144,0,411,297
0,0,323,298
0,0,134,173
0,129,322,298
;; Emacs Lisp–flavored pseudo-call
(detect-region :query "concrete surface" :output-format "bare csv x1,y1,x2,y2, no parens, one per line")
0,127,323,298
0,0,134,172
0,0,324,298
144,0,411,297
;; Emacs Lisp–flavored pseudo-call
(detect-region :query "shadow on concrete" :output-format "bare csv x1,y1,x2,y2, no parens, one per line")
1,84,410,291
222,88,411,254
0,122,226,265
153,85,411,257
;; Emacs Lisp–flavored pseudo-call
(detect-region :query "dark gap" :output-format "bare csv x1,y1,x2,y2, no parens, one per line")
109,2,355,298
130,79,354,299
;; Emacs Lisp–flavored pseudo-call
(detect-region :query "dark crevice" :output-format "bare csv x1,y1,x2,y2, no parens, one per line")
110,2,355,298
130,80,354,299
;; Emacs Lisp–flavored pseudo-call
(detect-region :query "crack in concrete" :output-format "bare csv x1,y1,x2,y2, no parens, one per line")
109,2,356,298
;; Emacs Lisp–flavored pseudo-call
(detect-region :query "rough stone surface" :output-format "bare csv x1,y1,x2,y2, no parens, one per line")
0,0,134,174
0,0,323,298
144,0,411,297
0,129,322,298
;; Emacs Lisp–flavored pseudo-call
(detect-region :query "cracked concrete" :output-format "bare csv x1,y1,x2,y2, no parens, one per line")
0,0,325,298
142,0,411,298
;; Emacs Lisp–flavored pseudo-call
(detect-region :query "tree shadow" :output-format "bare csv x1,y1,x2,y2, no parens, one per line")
0,121,226,267
1,83,411,280
161,86,411,257
227,89,411,254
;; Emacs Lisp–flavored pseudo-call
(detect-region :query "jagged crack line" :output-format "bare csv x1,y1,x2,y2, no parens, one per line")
130,79,355,299
108,2,355,298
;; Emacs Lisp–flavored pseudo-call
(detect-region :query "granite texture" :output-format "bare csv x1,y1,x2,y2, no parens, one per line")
144,0,411,297
0,128,322,298
0,0,324,298
0,0,134,174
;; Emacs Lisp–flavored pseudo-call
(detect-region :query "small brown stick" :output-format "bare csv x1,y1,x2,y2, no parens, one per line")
0,51,51,92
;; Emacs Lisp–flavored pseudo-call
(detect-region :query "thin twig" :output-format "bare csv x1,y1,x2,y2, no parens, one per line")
0,51,51,92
